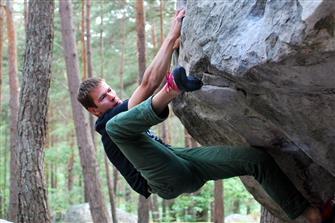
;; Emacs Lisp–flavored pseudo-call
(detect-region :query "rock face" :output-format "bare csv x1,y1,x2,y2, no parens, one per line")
173,0,335,221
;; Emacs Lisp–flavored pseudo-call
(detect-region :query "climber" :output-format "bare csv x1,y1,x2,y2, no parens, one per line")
77,9,330,223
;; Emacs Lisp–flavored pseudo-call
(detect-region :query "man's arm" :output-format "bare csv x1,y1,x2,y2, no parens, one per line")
128,9,185,109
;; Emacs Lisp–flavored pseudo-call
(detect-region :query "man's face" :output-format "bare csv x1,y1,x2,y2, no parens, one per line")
88,81,122,117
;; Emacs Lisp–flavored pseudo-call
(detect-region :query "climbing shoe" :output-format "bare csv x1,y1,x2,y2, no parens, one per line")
173,66,203,92
165,66,203,92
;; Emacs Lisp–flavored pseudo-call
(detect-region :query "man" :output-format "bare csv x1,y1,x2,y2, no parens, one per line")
77,9,327,223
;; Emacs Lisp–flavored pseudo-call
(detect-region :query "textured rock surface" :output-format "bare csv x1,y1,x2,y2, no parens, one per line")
173,0,335,221
62,203,137,223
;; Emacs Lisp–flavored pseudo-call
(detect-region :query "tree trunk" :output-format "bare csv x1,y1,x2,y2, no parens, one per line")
151,195,160,221
0,1,4,112
0,195,2,218
135,1,149,222
232,199,240,213
119,12,125,99
2,128,9,219
104,156,118,223
86,0,92,78
136,0,146,83
67,146,74,199
24,0,28,31
16,1,54,222
113,168,119,202
99,0,104,79
81,0,87,80
59,1,111,222
214,180,224,223
85,0,96,146
159,0,164,44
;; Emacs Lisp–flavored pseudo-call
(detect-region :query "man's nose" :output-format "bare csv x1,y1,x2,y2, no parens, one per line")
107,92,114,99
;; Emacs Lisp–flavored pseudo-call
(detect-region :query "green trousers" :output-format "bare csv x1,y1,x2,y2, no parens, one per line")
106,97,309,219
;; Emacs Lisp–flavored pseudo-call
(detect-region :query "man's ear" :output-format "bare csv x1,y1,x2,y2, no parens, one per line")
88,107,100,117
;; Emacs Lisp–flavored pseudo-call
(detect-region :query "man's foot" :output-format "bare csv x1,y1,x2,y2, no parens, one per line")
170,66,203,92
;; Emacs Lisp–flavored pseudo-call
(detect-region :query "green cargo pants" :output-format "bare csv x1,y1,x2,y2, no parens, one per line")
106,97,309,219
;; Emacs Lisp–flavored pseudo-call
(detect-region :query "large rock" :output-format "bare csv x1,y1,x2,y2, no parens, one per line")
173,0,335,221
62,203,137,223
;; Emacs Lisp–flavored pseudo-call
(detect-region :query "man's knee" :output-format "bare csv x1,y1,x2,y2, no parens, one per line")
106,118,124,140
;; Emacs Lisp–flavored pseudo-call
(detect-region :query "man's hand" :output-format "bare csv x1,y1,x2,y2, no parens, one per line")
167,9,186,41
128,9,186,110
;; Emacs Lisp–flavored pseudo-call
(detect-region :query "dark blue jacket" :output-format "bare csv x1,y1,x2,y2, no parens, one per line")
95,100,152,198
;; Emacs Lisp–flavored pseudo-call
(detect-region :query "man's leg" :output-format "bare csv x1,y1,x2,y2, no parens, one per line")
173,145,321,222
106,96,204,199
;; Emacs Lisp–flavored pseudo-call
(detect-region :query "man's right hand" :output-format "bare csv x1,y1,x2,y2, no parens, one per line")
167,9,186,41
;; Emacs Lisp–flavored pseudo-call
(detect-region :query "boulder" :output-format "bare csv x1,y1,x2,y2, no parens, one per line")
62,203,137,223
225,213,258,223
173,0,335,221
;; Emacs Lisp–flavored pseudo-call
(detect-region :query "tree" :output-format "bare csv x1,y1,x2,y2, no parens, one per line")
104,156,118,223
80,0,87,80
16,0,54,222
6,0,20,220
136,1,150,222
214,180,224,223
85,0,96,145
0,0,3,112
59,1,111,222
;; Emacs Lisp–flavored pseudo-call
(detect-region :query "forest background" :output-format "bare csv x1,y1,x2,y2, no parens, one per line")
0,0,261,222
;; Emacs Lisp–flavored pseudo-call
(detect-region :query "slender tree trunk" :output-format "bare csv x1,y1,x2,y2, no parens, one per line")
104,156,118,223
136,1,149,222
67,147,74,191
159,0,164,44
232,199,240,213
2,127,9,219
24,0,28,31
113,169,118,202
151,195,160,221
151,22,157,53
16,1,54,222
81,0,87,80
114,2,127,207
0,195,2,218
99,1,104,79
119,14,125,99
85,0,96,146
162,199,166,221
0,1,4,112
86,0,92,78
136,0,146,83
214,180,224,223
59,1,111,222
67,134,75,195
99,6,116,217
